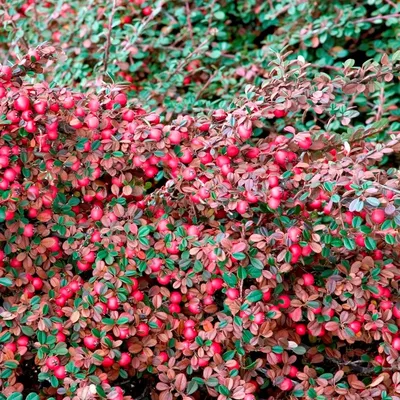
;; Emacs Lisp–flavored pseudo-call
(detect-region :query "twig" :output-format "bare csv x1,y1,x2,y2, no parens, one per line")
375,84,385,121
206,51,235,59
103,0,117,77
362,180,400,195
384,0,397,8
265,0,308,20
206,0,217,32
185,0,195,48
122,0,166,52
309,63,343,71
354,13,400,24
358,65,400,84
163,38,211,82
195,70,218,101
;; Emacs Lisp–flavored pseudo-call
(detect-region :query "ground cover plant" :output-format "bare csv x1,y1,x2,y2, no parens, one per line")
1,1,400,400
1,0,400,115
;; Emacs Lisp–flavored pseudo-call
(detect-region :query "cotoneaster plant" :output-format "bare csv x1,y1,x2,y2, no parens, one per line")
0,45,400,400
1,0,400,118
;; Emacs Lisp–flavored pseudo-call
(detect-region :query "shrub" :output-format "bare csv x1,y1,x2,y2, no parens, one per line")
1,1,400,115
1,44,400,400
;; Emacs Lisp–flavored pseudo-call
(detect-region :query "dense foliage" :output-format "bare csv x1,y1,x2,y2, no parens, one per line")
1,1,400,400
1,0,400,116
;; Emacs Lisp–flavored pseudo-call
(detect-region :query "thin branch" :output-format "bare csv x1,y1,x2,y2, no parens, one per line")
206,0,217,33
163,38,211,82
122,0,166,52
384,0,397,7
375,84,385,121
309,63,343,71
103,0,117,77
195,70,218,101
358,65,400,84
362,180,400,195
354,13,400,24
185,0,195,48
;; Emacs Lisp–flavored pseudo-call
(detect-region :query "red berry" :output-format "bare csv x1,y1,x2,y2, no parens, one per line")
277,295,291,309
226,288,239,300
32,277,43,291
119,352,132,368
349,321,361,334
83,336,99,350
137,322,149,337
107,296,119,311
280,377,293,391
273,109,287,118
17,336,29,347
91,206,103,221
392,337,400,350
371,209,385,224
53,365,66,379
170,292,182,304
288,226,301,242
14,95,30,111
102,356,114,368
142,6,152,16
302,273,314,286
210,342,222,354
46,356,60,370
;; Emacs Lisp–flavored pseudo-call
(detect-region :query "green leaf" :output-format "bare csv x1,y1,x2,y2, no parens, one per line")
246,290,263,303
272,345,284,354
50,375,59,387
218,385,230,396
237,266,247,279
352,216,363,228
68,197,81,206
193,260,203,272
21,326,34,337
0,278,13,287
247,265,262,278
323,182,334,192
6,394,23,400
187,380,199,395
387,324,398,334
385,234,395,244
4,360,18,369
242,330,253,344
292,346,307,355
250,257,264,270
195,336,204,346
214,11,225,20
117,316,129,325
206,377,219,387
222,350,236,361
343,238,355,250
349,198,364,212
223,272,237,287
0,332,11,343
308,388,317,399
367,285,380,295
233,316,242,327
26,394,40,400
232,252,246,260
138,225,151,237
37,331,47,345
96,385,106,397
365,237,376,250
365,197,380,207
